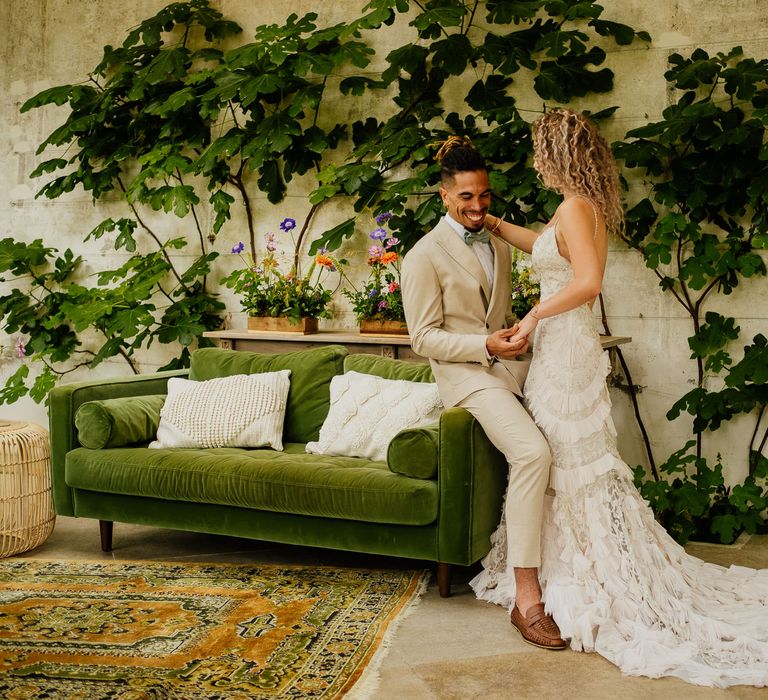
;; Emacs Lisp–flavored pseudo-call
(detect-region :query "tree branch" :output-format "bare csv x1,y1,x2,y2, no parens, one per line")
748,403,766,476
176,168,207,255
116,177,188,291
293,202,321,273
230,172,257,259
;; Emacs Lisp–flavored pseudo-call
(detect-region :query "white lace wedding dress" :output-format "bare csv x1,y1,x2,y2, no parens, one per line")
470,224,768,687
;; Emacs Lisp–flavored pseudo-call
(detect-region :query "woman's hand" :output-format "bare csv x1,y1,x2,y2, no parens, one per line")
482,214,539,254
506,310,539,343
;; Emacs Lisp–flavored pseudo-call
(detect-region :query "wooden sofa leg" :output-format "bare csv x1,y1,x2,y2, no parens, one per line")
437,562,452,598
99,520,113,552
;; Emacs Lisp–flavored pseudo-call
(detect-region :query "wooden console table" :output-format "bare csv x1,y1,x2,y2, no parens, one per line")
203,329,631,361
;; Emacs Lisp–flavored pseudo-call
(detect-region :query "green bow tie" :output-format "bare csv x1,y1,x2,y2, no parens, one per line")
464,228,490,246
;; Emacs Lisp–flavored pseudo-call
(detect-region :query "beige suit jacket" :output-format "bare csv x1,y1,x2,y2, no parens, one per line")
401,219,530,407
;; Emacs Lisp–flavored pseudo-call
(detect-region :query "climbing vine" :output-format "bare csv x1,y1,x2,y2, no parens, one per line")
2,0,648,404
615,46,768,543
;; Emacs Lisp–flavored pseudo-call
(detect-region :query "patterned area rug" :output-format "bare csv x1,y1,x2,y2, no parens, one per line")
0,558,427,699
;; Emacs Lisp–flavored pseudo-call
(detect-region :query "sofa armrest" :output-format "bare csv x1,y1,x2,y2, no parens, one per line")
48,369,188,516
436,406,508,566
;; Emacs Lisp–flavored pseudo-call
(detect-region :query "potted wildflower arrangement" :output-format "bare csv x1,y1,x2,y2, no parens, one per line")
222,217,339,334
510,248,540,320
341,212,407,335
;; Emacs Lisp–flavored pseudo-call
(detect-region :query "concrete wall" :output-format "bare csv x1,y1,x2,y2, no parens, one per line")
1,0,766,483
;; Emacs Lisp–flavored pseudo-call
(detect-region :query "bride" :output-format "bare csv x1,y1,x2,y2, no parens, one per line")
472,108,768,687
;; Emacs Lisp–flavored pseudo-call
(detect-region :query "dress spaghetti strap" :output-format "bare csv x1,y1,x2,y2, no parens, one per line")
572,194,600,239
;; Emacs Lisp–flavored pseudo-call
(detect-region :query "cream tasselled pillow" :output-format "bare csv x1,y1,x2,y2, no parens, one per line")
306,371,442,462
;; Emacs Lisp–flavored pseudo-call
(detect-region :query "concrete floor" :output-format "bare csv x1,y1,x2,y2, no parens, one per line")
10,516,768,700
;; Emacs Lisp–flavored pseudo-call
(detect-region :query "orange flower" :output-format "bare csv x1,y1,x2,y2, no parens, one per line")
315,254,335,268
380,251,398,265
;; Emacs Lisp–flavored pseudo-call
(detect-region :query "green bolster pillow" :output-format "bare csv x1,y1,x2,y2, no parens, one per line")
75,395,166,449
386,423,439,479
344,353,434,383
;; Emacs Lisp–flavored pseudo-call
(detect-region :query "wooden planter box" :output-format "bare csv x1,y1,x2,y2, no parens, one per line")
247,316,318,334
359,319,409,336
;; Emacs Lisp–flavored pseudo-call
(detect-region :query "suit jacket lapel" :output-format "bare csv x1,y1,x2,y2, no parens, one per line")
486,236,510,321
434,222,491,304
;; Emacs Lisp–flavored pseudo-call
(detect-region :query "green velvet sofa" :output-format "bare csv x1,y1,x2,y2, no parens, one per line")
48,345,509,595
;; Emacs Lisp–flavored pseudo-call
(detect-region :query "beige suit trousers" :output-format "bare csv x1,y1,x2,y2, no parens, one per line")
458,387,551,568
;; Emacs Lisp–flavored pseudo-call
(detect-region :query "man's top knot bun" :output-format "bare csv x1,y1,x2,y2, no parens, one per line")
435,135,475,163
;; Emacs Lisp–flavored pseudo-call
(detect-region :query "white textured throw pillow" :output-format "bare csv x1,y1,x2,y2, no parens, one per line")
149,371,291,450
306,371,442,462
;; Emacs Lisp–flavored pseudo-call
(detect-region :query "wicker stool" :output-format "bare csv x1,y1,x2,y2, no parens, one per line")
0,420,55,557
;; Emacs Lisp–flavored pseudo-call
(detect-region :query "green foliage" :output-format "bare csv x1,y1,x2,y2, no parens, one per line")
11,0,398,398
13,0,649,403
11,0,242,400
633,442,768,544
616,46,768,542
311,0,650,254
222,261,334,323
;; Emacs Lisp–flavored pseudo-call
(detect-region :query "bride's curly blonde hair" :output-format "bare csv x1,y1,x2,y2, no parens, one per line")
532,109,623,236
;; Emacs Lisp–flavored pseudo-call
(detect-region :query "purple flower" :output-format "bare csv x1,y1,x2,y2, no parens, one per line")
385,237,399,248
15,336,25,359
369,228,388,241
378,300,389,310
280,217,297,232
375,211,393,225
368,288,379,298
368,245,384,258
231,242,245,254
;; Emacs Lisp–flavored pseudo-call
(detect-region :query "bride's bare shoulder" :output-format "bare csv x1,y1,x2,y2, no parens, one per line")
556,196,601,232
557,196,595,216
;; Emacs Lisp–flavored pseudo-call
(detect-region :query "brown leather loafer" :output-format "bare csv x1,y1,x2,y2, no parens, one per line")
510,603,567,650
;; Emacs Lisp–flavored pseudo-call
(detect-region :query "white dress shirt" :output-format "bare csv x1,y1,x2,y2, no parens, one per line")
443,214,494,293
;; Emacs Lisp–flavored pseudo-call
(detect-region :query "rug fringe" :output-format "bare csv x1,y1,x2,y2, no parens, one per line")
343,569,431,700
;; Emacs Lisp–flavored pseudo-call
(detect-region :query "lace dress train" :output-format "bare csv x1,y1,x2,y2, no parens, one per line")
470,226,768,687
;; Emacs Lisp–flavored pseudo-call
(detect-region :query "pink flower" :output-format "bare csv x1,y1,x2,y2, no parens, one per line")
15,336,25,359
385,237,399,248
388,282,399,293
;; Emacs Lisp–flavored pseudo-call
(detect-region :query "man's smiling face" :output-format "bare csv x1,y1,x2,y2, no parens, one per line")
439,169,491,232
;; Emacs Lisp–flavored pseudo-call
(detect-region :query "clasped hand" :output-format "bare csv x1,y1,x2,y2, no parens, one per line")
486,323,530,359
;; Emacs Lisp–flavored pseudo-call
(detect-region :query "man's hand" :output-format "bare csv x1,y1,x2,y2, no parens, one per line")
486,326,529,359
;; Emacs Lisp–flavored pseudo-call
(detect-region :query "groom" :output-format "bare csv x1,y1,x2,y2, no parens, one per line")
401,137,565,650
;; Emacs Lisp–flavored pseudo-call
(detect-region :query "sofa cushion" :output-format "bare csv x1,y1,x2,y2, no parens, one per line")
387,424,439,479
189,345,347,443
150,372,290,450
64,444,437,526
75,395,166,449
344,353,434,382
306,372,443,462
